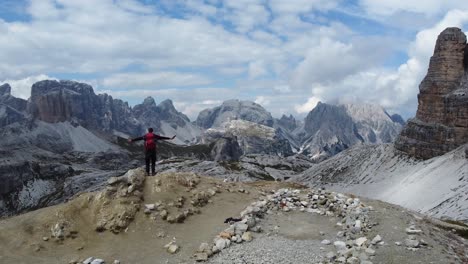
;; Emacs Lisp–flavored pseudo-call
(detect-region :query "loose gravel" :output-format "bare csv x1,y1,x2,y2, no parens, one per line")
207,235,323,264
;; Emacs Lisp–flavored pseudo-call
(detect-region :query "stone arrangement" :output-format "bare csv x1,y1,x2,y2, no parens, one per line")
195,187,383,263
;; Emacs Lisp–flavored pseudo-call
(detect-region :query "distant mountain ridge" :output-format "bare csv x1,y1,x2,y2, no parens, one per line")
0,79,404,159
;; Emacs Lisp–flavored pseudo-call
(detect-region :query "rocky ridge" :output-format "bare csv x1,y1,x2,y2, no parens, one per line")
395,27,468,159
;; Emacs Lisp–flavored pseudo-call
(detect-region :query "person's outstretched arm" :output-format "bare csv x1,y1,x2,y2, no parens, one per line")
155,135,176,140
128,135,145,143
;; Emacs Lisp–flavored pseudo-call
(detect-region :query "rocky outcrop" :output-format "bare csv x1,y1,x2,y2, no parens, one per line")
210,137,243,161
195,100,274,129
390,114,405,126
133,97,201,144
28,80,141,134
0,83,11,96
395,27,468,159
275,114,297,131
296,102,403,161
0,83,28,114
98,93,140,135
203,120,294,157
0,161,73,216
0,105,26,127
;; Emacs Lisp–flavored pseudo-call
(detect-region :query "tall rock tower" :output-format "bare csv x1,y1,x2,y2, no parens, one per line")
395,27,468,159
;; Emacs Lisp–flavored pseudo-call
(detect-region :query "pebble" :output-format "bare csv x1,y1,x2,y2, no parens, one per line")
405,238,420,248
406,227,423,235
371,234,382,245
164,241,179,254
195,252,209,262
90,259,105,264
321,239,331,245
241,232,253,242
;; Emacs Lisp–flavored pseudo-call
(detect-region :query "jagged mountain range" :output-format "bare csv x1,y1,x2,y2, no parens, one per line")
0,79,403,216
0,80,404,158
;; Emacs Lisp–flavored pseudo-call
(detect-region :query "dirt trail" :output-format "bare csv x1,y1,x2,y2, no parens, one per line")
0,169,467,264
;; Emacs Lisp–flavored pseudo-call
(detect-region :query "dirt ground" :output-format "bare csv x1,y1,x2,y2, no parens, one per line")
0,171,467,264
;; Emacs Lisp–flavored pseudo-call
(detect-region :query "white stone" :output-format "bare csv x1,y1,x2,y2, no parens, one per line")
83,258,94,264
365,248,375,256
90,260,105,264
405,227,423,235
337,256,347,263
321,239,331,245
144,204,155,210
355,237,368,247
234,223,249,234
242,231,253,242
113,260,120,264
371,235,382,245
405,239,419,248
215,238,229,250
334,241,347,251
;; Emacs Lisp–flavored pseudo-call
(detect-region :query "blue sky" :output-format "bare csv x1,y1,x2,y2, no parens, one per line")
1,0,468,120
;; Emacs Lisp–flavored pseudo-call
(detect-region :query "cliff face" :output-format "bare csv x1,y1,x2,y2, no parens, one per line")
395,27,468,159
195,99,274,129
295,102,402,161
27,80,141,135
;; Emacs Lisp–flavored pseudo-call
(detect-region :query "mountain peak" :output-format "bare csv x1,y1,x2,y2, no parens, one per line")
196,99,274,129
142,96,156,107
0,83,11,96
158,99,175,111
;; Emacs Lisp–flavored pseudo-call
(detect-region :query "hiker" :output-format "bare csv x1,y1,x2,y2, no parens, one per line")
128,128,176,176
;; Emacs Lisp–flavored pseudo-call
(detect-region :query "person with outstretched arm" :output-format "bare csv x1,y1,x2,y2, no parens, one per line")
128,127,176,176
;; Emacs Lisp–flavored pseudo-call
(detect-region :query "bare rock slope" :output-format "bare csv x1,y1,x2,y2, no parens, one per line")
292,143,468,223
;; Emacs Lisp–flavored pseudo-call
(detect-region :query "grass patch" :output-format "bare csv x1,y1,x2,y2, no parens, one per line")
440,220,468,239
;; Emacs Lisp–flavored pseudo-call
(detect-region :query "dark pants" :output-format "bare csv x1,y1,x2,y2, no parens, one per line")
145,149,157,175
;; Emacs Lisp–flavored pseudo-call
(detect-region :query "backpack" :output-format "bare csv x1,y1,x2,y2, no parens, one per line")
145,132,156,150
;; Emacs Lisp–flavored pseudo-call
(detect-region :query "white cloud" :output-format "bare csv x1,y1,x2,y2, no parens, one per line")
255,96,270,106
295,96,322,114
248,60,268,79
1,74,54,99
0,1,467,120
359,0,468,17
273,85,291,93
101,72,213,88
269,0,341,14
290,37,385,88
